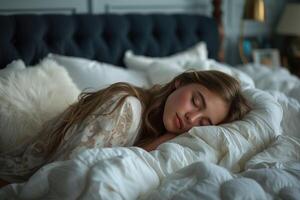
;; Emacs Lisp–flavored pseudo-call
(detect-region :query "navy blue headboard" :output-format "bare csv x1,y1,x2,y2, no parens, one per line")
0,14,219,69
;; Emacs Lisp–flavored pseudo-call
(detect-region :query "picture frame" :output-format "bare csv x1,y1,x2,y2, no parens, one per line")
253,49,281,68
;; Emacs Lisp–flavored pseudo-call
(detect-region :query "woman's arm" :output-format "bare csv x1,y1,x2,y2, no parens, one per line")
140,132,177,152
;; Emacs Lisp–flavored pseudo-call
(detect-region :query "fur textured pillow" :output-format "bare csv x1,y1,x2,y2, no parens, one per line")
0,60,26,78
0,59,80,153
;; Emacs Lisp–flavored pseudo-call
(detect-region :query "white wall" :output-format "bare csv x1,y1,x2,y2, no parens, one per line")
0,0,89,14
0,0,212,15
91,0,211,15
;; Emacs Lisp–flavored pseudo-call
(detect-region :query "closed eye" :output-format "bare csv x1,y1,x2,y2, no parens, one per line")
192,96,201,107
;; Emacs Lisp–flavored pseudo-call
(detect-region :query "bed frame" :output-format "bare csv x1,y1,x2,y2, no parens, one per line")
0,2,222,69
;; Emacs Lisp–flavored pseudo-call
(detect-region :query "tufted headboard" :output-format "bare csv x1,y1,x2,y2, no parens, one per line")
0,14,219,69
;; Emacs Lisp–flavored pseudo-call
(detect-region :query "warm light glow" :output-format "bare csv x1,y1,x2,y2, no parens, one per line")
243,0,265,22
254,0,265,22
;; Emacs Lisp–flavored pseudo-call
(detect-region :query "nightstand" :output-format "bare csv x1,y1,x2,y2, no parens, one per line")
288,56,300,77
286,38,300,78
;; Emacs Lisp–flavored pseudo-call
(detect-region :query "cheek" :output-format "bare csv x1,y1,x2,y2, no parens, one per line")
163,90,190,121
174,92,191,110
163,93,181,129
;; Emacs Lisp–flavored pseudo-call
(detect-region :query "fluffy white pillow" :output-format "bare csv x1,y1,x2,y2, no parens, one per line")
124,42,208,71
0,60,26,78
47,54,150,91
0,59,80,153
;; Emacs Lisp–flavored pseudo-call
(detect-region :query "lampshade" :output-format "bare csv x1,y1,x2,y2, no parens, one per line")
243,0,265,22
277,4,300,36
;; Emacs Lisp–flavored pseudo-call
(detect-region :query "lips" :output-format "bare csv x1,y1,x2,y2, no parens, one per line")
176,113,183,130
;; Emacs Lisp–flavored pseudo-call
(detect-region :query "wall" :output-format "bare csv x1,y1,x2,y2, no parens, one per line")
91,0,211,14
0,0,211,15
0,0,89,14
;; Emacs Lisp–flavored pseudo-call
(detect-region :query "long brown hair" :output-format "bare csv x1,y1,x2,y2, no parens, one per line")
46,70,251,155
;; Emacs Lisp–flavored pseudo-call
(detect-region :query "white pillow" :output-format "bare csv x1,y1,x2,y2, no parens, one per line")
47,54,150,91
146,61,184,85
0,59,80,153
185,59,255,89
124,42,208,71
0,60,26,78
146,59,255,89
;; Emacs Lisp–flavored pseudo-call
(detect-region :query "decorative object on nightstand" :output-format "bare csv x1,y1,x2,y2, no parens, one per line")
277,3,300,77
253,48,280,68
239,0,265,64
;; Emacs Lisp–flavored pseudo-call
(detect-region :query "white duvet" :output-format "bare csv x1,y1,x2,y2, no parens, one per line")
237,63,300,102
1,62,300,199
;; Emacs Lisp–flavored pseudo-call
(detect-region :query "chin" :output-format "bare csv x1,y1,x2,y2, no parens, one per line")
167,126,182,135
174,129,185,135
164,121,175,133
164,114,180,134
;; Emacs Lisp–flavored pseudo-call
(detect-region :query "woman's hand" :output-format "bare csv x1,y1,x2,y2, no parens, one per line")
140,132,178,152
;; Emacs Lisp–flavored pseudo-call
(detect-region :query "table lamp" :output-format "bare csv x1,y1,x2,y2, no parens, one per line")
239,0,265,63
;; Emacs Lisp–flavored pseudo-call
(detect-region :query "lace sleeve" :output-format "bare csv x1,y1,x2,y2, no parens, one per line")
53,95,143,160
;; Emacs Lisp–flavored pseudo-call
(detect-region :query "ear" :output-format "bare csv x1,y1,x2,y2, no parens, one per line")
175,79,181,89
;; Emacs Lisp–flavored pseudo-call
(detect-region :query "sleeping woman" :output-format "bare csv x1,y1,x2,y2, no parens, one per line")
0,70,251,186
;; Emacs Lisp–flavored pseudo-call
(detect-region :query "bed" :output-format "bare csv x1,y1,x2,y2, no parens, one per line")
0,10,300,200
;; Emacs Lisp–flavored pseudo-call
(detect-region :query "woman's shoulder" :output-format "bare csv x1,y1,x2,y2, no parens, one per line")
123,96,142,118
123,96,141,108
116,95,142,116
110,95,142,127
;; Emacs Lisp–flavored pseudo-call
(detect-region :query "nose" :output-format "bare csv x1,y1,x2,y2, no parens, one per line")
185,111,203,125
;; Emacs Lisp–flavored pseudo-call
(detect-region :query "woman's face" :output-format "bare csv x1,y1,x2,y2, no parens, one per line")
163,82,230,134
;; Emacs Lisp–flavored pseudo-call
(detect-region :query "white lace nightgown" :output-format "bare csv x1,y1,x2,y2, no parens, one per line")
0,95,142,183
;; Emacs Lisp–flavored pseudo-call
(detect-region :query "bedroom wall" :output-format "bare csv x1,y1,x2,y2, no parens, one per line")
91,0,212,15
0,0,89,14
0,0,292,66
